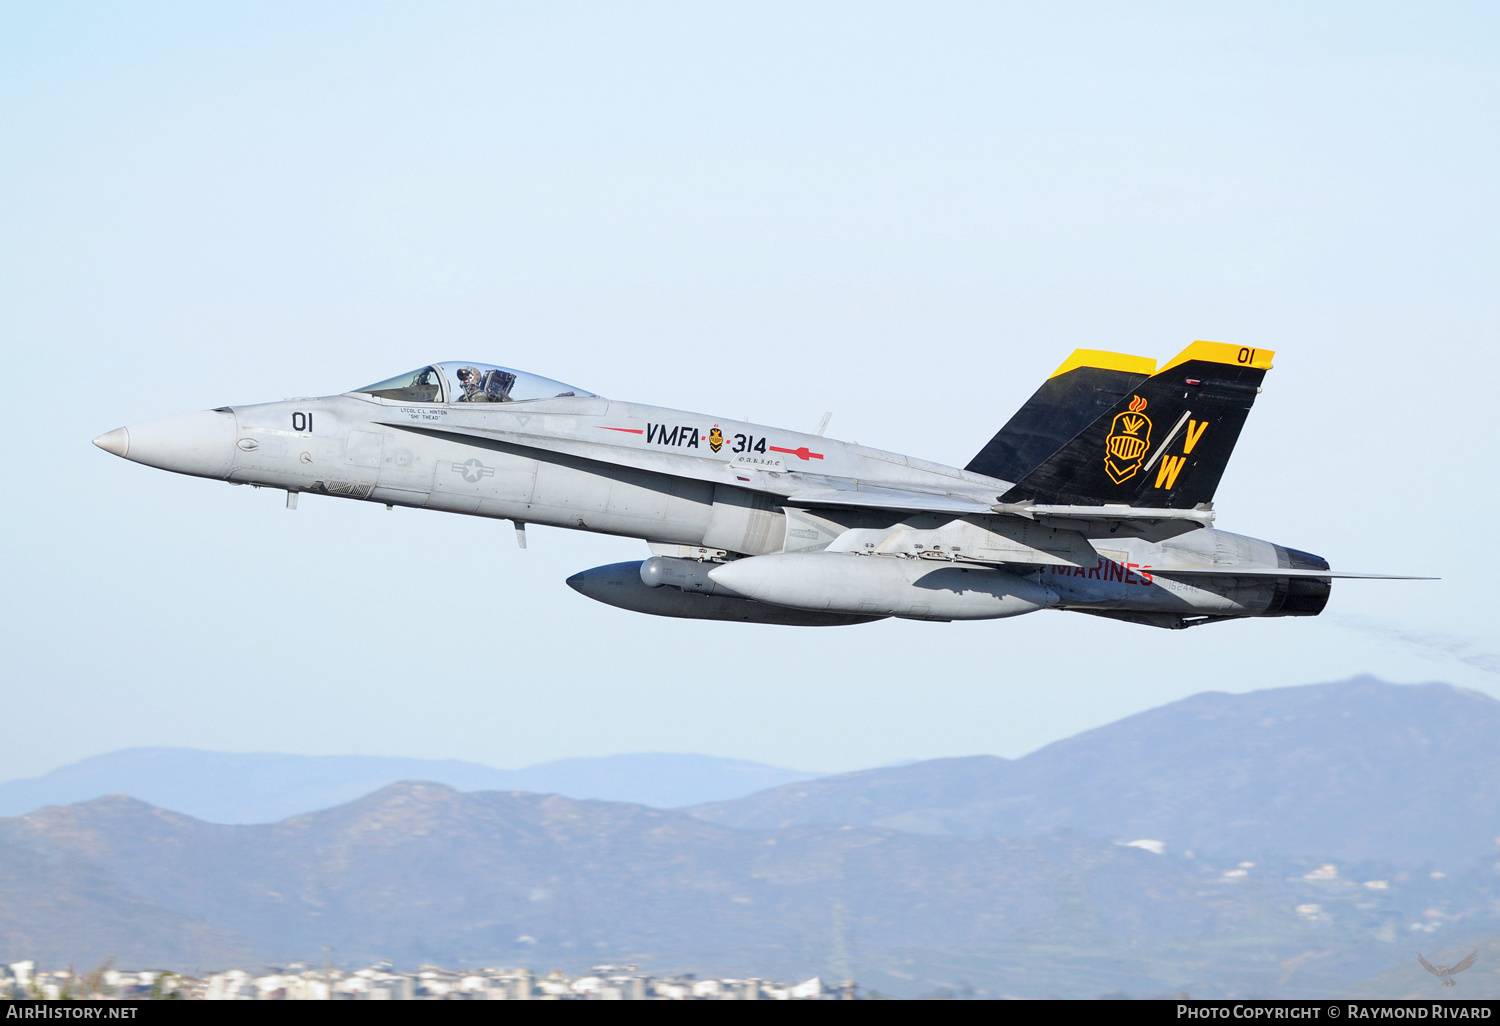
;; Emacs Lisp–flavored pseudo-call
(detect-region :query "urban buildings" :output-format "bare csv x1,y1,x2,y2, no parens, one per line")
2,960,853,1000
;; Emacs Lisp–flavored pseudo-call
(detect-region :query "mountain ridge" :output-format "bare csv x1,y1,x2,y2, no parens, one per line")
690,676,1500,863
0,750,821,824
7,677,1496,866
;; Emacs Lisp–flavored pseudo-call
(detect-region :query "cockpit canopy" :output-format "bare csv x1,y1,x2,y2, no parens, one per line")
355,362,597,404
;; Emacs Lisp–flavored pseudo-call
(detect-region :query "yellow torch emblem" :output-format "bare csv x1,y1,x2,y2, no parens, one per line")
1104,396,1152,484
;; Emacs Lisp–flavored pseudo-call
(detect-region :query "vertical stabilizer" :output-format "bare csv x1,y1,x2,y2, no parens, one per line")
966,349,1156,484
1000,341,1273,508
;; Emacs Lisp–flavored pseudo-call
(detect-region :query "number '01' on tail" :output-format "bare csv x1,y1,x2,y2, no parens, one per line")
1000,342,1273,509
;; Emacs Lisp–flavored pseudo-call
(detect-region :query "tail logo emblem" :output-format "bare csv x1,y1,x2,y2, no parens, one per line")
1104,396,1152,484
708,426,724,453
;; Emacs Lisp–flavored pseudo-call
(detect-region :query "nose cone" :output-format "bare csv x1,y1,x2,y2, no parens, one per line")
93,427,129,457
95,410,238,479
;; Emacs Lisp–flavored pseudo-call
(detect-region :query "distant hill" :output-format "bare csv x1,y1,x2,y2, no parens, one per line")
691,677,1500,865
0,750,819,823
0,830,251,970
3,783,1487,998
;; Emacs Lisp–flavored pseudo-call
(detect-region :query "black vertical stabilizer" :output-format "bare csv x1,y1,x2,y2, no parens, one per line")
1000,341,1274,509
965,350,1156,483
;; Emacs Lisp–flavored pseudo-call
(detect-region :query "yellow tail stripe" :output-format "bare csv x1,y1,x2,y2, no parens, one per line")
1048,349,1158,379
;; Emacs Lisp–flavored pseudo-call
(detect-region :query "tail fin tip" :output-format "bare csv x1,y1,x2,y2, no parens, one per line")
1161,340,1275,373
1049,349,1158,379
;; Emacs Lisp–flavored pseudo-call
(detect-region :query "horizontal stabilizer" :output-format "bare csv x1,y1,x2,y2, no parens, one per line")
995,501,1214,526
990,500,1213,541
784,485,995,515
1145,567,1435,580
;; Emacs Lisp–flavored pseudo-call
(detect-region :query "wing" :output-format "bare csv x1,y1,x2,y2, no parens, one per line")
1450,950,1479,974
1417,952,1439,975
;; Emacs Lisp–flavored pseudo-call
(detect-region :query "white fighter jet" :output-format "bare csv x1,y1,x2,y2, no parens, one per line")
94,341,1424,627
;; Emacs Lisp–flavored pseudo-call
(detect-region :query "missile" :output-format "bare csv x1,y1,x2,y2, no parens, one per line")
706,552,1057,621
565,561,885,627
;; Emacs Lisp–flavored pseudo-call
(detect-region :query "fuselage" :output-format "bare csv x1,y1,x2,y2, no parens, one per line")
96,371,1331,627
228,392,1001,548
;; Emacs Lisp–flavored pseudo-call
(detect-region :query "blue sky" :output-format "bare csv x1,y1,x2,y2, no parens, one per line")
1,2,1496,781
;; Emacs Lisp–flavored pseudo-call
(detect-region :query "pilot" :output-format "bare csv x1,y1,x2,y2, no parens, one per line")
455,366,485,402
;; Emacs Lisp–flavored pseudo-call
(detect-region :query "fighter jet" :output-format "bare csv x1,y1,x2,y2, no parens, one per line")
93,342,1425,628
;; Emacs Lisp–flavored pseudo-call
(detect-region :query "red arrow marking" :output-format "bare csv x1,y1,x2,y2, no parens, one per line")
769,446,823,460
598,426,644,434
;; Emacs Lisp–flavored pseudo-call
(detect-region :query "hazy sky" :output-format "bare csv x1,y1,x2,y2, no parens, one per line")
2,2,1497,782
